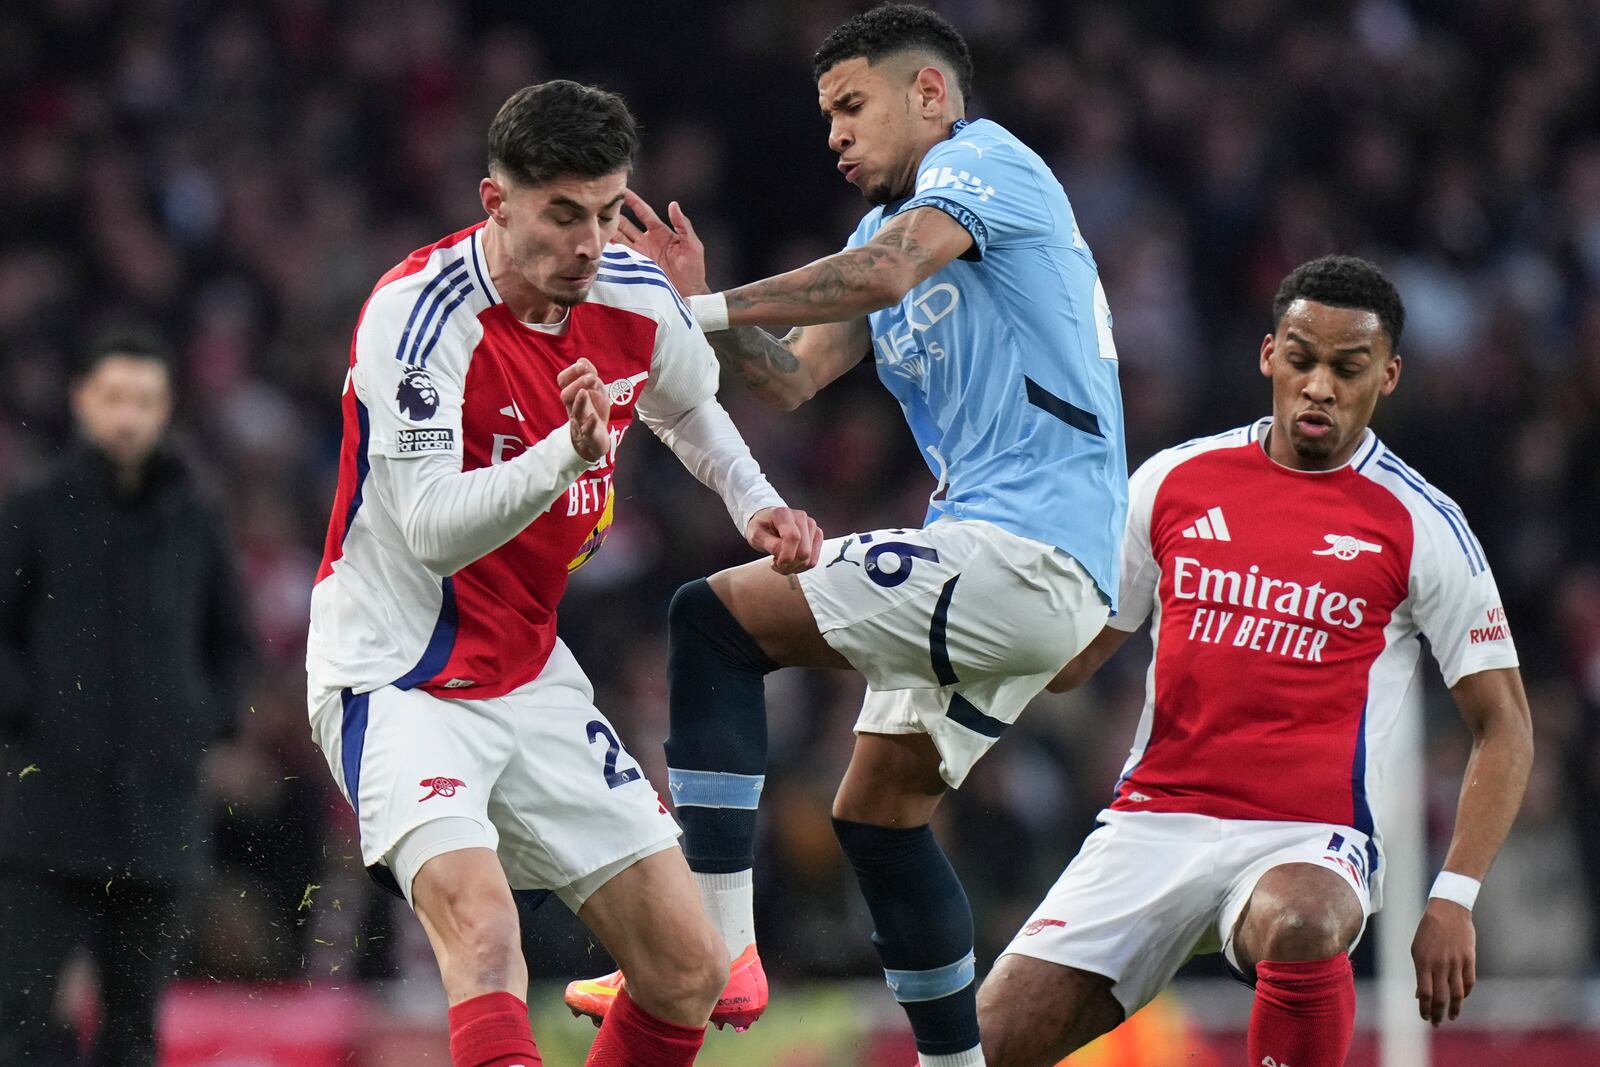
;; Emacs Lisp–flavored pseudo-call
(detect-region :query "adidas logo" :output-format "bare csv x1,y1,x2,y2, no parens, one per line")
499,402,523,420
1181,506,1232,541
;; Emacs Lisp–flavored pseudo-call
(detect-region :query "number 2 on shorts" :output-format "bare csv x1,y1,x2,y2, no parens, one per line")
586,720,643,788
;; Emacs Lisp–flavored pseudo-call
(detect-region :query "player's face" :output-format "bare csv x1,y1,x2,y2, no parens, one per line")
819,57,928,205
483,169,628,310
1260,299,1400,470
72,355,173,470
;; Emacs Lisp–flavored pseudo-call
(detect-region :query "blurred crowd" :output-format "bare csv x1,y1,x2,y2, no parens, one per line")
2,0,1598,998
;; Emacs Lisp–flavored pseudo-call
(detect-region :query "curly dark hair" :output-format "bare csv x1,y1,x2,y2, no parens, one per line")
487,80,637,186
813,3,974,100
1272,255,1406,349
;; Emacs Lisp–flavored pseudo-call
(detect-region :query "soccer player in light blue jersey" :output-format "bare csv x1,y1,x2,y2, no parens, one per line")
566,7,1127,1063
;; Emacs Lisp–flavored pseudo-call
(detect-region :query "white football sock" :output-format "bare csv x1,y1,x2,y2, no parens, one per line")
919,1047,986,1067
693,869,755,962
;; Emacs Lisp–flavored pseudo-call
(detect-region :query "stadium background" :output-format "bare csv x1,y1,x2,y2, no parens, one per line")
3,0,1598,1062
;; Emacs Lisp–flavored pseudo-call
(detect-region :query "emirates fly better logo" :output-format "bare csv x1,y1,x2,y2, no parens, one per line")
418,776,465,802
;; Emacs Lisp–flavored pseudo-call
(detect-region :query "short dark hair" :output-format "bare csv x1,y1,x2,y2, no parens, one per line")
1272,255,1406,349
814,3,974,100
77,328,173,382
487,80,638,187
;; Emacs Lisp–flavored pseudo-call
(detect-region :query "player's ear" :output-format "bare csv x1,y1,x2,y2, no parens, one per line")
914,65,948,116
1380,352,1401,396
480,176,506,225
1258,332,1276,379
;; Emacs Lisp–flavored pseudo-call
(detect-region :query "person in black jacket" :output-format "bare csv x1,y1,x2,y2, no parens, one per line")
0,335,253,1067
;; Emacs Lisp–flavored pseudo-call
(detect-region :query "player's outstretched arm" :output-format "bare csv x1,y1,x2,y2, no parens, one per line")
617,191,872,409
701,208,970,405
718,206,973,328
1045,626,1131,693
618,191,972,328
1411,666,1533,1027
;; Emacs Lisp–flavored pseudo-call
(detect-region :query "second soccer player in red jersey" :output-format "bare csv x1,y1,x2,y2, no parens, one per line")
978,256,1532,1067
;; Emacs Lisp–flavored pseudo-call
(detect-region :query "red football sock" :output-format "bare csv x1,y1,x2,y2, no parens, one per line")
448,991,542,1067
584,988,706,1067
1248,953,1356,1067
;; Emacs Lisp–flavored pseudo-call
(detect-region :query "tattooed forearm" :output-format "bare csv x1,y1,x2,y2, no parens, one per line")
723,244,914,327
709,327,812,409
716,205,968,330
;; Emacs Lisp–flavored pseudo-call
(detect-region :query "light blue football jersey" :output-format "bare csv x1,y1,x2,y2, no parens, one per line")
846,117,1127,608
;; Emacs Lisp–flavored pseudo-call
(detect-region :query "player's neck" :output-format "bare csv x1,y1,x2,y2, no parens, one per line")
885,116,967,200
915,115,963,162
481,221,566,326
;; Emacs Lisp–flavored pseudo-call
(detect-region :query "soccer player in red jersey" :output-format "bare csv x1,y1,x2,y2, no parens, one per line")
307,81,822,1067
978,256,1533,1067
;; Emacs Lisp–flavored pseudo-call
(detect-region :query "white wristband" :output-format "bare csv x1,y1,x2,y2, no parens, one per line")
688,292,730,333
1428,871,1481,911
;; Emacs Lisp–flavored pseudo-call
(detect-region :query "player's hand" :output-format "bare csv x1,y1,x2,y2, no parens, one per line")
558,359,612,463
746,506,824,575
1411,898,1476,1026
617,190,710,296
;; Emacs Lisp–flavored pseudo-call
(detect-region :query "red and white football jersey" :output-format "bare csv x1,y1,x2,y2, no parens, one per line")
308,223,717,699
1108,418,1518,865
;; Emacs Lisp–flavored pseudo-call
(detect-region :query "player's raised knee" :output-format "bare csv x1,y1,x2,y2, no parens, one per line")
668,577,716,632
668,573,786,675
668,576,750,654
1255,898,1353,962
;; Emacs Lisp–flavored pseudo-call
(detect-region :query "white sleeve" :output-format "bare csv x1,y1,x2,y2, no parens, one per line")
372,427,590,576
1409,506,1519,687
634,285,786,534
355,279,590,576
1107,454,1166,632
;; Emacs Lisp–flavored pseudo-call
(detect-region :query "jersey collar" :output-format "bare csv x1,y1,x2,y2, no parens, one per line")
1254,416,1381,475
471,226,504,306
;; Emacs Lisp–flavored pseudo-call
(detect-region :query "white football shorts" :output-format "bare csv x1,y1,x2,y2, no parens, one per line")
308,638,679,911
797,518,1108,787
1000,809,1376,1015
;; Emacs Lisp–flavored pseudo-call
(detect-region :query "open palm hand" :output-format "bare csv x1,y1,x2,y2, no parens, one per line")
616,190,710,296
